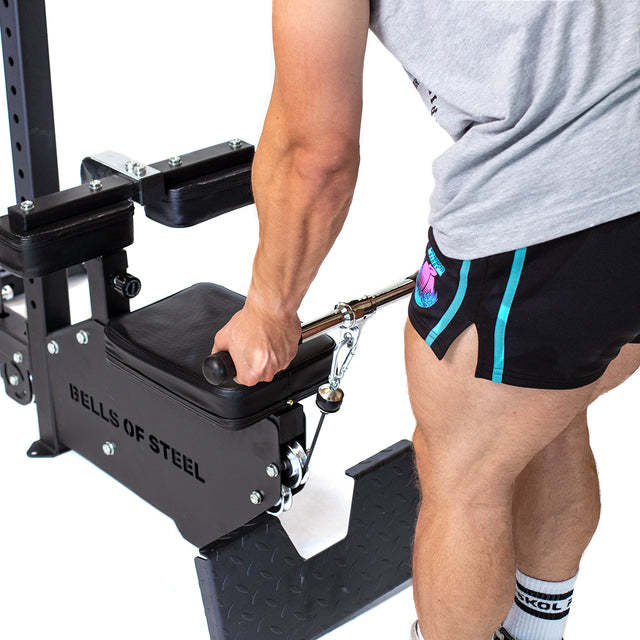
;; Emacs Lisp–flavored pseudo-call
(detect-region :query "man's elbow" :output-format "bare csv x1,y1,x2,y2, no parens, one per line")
252,131,360,215
291,139,360,195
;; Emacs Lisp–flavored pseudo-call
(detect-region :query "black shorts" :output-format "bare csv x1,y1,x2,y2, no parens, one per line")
408,212,640,390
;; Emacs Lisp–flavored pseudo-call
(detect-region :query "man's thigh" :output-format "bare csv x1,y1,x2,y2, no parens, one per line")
404,321,598,482
590,342,640,401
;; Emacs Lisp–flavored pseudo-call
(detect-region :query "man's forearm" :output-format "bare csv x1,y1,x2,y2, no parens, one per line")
246,126,360,319
211,0,367,385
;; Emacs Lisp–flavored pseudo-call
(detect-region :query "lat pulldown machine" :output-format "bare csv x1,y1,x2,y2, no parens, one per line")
0,3,419,638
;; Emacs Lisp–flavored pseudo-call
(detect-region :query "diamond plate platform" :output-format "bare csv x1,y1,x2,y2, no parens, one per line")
195,439,419,640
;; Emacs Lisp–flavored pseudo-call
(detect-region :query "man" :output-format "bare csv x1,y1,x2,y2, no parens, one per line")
212,1,640,639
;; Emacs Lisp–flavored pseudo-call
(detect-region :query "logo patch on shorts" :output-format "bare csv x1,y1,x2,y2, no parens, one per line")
428,247,445,276
415,247,445,308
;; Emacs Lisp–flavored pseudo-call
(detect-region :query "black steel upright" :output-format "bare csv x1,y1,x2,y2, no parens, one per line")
1,0,71,456
1,0,59,199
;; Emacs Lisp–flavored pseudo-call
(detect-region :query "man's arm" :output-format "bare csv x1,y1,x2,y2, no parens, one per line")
212,0,370,386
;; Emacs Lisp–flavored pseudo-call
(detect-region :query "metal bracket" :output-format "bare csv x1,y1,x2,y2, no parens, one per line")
0,305,32,405
81,150,164,205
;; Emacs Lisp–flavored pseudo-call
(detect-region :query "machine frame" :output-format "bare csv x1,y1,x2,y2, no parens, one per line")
0,3,419,639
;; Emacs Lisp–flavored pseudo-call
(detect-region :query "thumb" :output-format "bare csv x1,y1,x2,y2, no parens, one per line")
211,327,228,355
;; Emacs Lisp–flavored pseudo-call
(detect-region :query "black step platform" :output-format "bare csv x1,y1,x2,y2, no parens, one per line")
195,440,419,640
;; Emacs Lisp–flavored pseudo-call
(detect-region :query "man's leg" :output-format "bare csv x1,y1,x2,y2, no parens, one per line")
513,410,600,581
495,412,600,640
503,343,640,638
513,341,640,578
405,321,600,640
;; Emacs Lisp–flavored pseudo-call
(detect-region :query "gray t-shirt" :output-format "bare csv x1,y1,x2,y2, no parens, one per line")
369,0,640,259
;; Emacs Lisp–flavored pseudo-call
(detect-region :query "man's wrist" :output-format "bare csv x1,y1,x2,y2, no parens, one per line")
245,281,300,322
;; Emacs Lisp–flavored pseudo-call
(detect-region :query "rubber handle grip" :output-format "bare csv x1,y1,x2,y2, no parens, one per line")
202,352,237,385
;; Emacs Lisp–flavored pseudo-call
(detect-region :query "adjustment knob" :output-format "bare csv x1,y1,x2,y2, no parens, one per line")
112,273,141,299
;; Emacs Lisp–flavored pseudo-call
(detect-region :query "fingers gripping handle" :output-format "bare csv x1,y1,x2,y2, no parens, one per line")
203,352,237,385
202,275,417,386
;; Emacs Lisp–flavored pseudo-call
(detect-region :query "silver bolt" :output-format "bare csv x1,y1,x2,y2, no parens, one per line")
20,200,34,212
89,179,103,192
125,161,147,177
8,375,19,387
266,464,279,478
1,284,14,302
76,330,89,345
12,352,23,364
229,138,242,149
250,491,263,505
102,441,116,456
47,340,59,355
168,156,182,167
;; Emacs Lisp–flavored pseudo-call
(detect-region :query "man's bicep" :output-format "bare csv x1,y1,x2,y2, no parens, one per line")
270,0,370,149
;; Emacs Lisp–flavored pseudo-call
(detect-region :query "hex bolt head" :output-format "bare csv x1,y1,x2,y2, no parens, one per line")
1,284,14,302
20,200,35,212
229,138,242,149
76,330,89,345
266,464,280,478
102,442,116,456
8,375,20,387
47,340,60,355
250,491,264,505
13,352,23,364
89,179,103,192
125,161,147,177
168,156,182,167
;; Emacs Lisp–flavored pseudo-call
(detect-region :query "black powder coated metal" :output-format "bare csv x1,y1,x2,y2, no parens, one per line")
150,141,254,185
0,265,84,302
1,0,71,458
0,0,59,201
86,251,132,324
195,440,419,640
44,317,284,547
7,175,134,233
0,304,31,405
24,270,71,458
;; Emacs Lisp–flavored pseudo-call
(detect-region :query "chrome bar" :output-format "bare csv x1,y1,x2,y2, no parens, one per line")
300,272,417,343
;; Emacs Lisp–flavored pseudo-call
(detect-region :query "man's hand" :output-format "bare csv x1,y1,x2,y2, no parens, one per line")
211,0,369,386
211,297,301,386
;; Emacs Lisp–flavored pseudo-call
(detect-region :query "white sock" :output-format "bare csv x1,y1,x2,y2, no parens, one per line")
503,569,577,640
416,621,425,640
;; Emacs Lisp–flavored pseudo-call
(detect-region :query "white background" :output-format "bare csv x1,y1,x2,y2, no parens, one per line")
0,2,637,639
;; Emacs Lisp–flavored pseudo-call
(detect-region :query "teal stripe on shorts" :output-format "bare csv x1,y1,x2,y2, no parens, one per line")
492,248,527,383
426,260,471,347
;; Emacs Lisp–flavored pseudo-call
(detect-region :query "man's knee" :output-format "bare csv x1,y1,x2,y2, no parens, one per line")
412,426,518,506
405,317,605,507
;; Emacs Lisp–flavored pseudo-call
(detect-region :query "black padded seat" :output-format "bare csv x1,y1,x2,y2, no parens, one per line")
105,283,334,429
